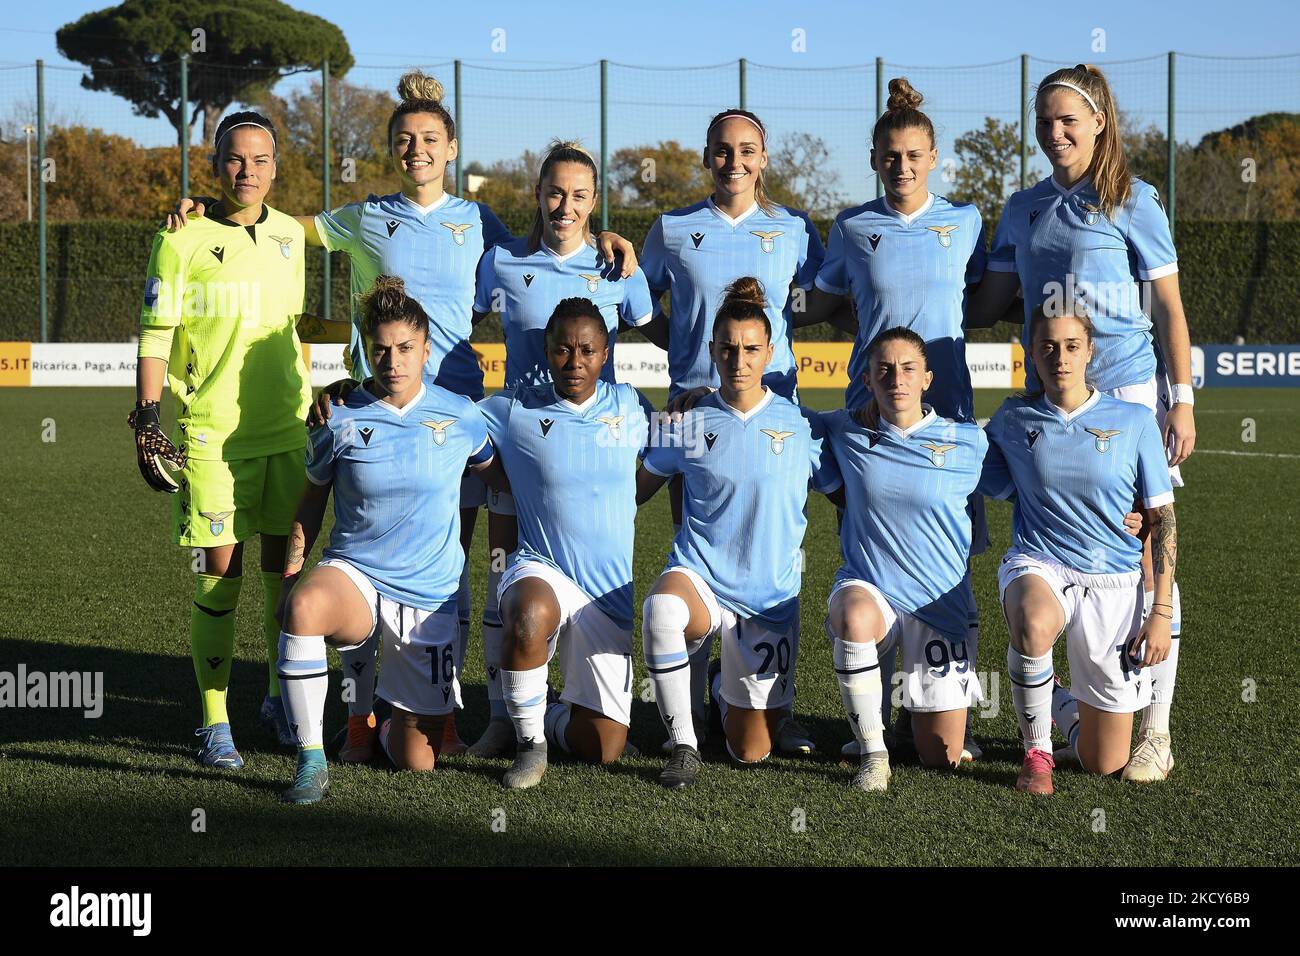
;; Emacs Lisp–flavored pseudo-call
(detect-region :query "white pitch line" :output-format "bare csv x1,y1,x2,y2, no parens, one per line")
1196,449,1300,459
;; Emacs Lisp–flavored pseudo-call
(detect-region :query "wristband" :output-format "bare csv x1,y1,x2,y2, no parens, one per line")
1170,383,1195,407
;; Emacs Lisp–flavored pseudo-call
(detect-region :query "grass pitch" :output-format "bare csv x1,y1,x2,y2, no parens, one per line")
0,387,1296,866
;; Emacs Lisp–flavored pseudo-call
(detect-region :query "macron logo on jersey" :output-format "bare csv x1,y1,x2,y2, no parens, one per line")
523,273,536,287
690,232,705,249
1026,429,1040,448
359,427,375,446
539,418,554,437
1029,210,1041,226
385,220,401,237
703,432,719,450
867,233,883,251
209,246,224,262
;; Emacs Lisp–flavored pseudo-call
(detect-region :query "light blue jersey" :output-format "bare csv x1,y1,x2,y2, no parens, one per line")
642,389,838,627
818,407,985,642
479,381,653,629
978,389,1175,575
988,176,1178,392
816,193,985,419
316,192,512,400
306,383,493,610
640,198,825,399
473,237,653,389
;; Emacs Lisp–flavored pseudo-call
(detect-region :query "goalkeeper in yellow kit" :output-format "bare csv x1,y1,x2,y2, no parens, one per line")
132,111,311,768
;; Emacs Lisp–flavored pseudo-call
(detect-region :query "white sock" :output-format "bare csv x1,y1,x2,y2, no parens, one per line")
338,633,377,719
688,633,714,724
278,632,329,749
544,700,572,753
833,637,885,755
456,562,471,675
501,664,548,752
1141,581,1180,736
643,593,697,748
483,568,507,720
1051,681,1081,759
1008,646,1054,753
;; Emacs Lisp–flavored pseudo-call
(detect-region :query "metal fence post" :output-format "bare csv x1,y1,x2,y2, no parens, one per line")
1020,53,1029,190
739,58,747,110
37,58,46,343
322,59,331,322
875,57,883,198
454,60,463,195
1167,51,1176,241
600,59,609,232
179,54,189,197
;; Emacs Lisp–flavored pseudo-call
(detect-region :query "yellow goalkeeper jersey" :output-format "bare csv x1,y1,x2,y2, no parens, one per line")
140,204,311,461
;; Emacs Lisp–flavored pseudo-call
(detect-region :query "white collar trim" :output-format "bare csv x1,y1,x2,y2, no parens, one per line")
880,405,937,440
1044,387,1099,422
374,383,426,418
719,386,773,422
883,191,934,226
400,192,451,217
541,239,591,265
1050,174,1093,198
553,385,599,414
707,196,760,228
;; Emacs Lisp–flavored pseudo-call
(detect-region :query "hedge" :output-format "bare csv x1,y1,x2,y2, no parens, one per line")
1,213,1296,345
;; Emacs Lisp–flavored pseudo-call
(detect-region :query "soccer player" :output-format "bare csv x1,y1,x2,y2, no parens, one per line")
276,276,498,803
978,307,1177,796
477,298,655,789
636,109,828,752
466,140,653,759
168,73,640,763
817,327,987,791
133,110,310,767
968,65,1195,782
637,277,838,789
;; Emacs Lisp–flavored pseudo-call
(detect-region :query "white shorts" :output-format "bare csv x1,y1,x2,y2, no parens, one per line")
460,472,487,510
827,579,983,713
498,560,633,726
487,487,516,516
1106,375,1184,488
997,549,1151,714
668,566,798,712
318,558,463,716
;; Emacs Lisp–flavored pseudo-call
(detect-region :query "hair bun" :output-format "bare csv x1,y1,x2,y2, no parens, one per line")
397,70,445,104
886,77,924,112
721,276,767,309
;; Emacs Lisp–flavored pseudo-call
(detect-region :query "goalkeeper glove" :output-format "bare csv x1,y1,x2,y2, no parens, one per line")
129,400,187,493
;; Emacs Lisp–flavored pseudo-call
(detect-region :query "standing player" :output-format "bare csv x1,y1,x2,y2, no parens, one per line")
168,73,639,763
978,307,1177,795
637,278,838,789
637,109,828,752
133,111,310,767
969,65,1195,782
466,140,653,759
818,328,987,791
276,276,497,803
478,299,654,788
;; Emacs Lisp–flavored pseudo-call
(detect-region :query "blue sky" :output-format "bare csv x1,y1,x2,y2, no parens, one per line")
2,1,1296,205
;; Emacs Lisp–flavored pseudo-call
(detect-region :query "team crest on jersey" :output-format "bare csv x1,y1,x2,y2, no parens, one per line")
927,224,958,248
921,442,957,467
1085,427,1121,453
523,273,536,287
596,415,623,439
703,432,719,450
421,419,456,446
1081,202,1102,226
441,222,472,245
762,429,795,455
270,235,294,259
867,233,883,251
579,274,602,294
751,230,783,254
200,511,232,536
690,232,705,249
385,220,401,237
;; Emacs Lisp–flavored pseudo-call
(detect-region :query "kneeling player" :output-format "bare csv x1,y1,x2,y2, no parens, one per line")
818,328,986,791
276,277,497,803
637,278,838,788
979,308,1177,795
479,299,654,789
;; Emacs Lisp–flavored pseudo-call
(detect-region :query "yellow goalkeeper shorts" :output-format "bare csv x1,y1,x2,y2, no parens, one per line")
173,447,306,548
